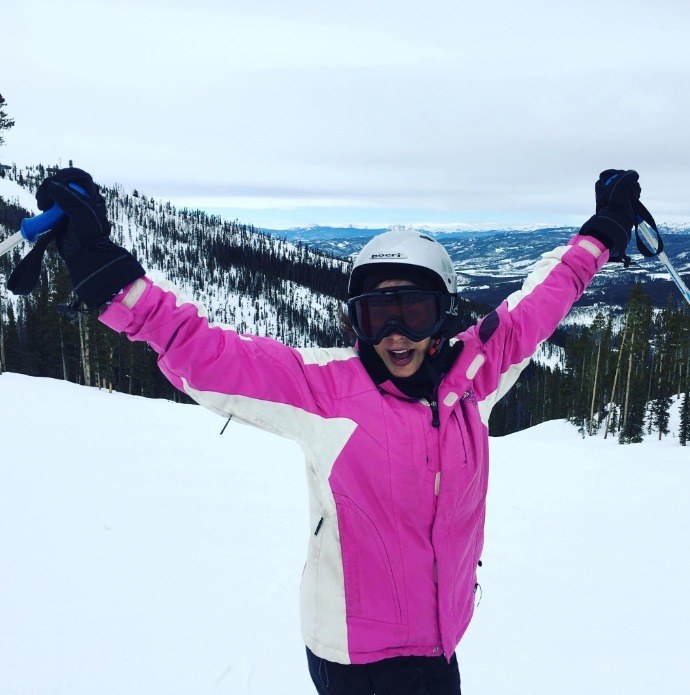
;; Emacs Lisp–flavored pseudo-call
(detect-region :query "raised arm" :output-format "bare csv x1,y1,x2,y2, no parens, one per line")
13,168,353,438
465,234,608,416
465,169,643,420
99,276,349,426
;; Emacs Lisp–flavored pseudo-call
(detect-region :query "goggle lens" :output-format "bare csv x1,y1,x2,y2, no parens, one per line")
349,290,445,343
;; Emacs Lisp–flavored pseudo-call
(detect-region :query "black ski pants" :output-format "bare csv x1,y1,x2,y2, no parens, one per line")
306,647,461,694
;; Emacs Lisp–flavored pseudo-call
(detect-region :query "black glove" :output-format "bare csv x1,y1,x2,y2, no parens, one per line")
9,168,145,310
579,169,641,262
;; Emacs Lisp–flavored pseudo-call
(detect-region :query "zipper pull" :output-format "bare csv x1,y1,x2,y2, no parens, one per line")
430,399,440,428
314,517,324,536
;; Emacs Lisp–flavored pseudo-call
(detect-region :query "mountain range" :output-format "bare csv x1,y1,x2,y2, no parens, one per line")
264,223,690,312
3,167,688,318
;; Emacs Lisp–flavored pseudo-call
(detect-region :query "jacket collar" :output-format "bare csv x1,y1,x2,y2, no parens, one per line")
358,340,464,401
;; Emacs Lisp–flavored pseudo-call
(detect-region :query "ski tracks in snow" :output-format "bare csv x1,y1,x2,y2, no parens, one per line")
214,653,256,694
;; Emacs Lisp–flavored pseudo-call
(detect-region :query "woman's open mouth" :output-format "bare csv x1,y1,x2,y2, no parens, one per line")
387,348,415,367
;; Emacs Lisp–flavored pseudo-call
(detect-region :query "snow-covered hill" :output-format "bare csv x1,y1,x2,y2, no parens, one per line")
1,373,688,695
1,169,350,347
0,175,36,211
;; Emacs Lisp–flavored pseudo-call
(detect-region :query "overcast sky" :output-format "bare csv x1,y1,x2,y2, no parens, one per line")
2,0,690,228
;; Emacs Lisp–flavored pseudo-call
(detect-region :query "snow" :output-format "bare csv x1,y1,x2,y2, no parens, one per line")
532,341,564,368
0,372,689,694
0,176,37,217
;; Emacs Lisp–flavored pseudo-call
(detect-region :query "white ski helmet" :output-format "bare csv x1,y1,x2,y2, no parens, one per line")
349,229,457,297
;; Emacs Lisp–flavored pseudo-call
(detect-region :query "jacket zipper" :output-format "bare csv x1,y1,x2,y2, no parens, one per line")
430,399,440,428
429,384,441,428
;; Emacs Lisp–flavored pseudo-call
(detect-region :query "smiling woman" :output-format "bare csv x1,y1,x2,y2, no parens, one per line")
366,283,435,378
18,167,645,692
345,230,460,377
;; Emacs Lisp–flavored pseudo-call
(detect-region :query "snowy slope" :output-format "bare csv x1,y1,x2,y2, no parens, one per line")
0,175,38,213
1,373,688,695
0,170,350,348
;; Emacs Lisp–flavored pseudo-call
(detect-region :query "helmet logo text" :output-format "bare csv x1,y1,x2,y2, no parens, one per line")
370,252,407,259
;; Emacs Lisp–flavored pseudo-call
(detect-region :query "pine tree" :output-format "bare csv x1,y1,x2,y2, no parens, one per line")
563,328,589,432
0,93,15,147
587,313,610,436
650,393,673,440
5,302,20,368
619,285,653,444
649,298,676,440
680,392,690,446
605,310,629,439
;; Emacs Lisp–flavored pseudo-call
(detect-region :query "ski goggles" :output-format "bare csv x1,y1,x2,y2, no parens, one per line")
347,288,450,344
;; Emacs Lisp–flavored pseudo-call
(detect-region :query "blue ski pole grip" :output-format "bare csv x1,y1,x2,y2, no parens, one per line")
20,183,89,243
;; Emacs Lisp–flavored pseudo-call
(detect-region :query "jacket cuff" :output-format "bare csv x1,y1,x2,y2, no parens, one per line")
569,234,610,270
99,277,152,331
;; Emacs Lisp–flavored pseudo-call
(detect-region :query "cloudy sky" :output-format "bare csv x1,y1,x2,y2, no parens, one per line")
2,0,690,228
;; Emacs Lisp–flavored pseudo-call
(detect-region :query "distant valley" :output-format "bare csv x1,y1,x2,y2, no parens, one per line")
265,224,690,310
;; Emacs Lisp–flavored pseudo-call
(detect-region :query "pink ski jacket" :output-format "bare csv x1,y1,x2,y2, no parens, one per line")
100,235,608,664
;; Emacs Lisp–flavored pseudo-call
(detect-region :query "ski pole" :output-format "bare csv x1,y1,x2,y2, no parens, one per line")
636,218,690,308
0,183,87,259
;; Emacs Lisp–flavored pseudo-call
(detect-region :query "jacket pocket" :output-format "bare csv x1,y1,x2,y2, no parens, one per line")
448,403,484,512
334,493,402,626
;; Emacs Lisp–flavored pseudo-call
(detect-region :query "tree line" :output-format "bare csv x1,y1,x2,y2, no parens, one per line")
562,285,690,444
1,164,688,444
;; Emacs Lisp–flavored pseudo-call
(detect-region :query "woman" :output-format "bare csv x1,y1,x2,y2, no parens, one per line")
13,168,644,694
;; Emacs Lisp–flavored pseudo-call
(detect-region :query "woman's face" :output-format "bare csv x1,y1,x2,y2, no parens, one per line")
371,280,432,378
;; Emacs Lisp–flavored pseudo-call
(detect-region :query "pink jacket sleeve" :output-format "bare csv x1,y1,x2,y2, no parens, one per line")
460,234,609,413
99,278,350,426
